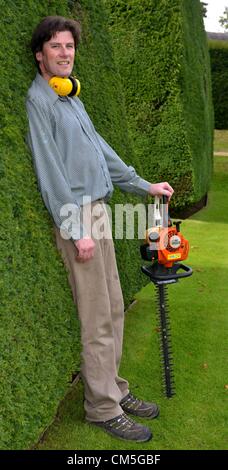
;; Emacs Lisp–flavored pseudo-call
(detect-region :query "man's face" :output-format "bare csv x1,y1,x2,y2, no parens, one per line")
36,30,75,80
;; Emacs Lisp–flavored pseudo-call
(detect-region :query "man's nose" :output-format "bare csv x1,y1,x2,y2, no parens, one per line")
59,46,69,56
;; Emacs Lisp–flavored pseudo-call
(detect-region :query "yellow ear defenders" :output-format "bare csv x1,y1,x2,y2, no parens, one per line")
49,76,81,97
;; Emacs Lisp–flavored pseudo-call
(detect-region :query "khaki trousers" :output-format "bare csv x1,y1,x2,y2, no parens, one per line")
55,201,129,421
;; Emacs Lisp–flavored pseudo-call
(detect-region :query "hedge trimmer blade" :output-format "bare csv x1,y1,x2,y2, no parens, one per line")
140,195,193,398
155,282,175,398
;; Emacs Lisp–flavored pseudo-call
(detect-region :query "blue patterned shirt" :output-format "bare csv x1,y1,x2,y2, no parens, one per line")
26,73,150,239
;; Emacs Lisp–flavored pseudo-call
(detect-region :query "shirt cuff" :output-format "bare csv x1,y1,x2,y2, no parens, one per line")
129,177,151,196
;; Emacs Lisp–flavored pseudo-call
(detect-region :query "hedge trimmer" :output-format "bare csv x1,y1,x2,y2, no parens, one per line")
140,196,193,397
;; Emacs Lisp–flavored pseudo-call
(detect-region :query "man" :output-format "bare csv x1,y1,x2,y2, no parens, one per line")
26,16,174,443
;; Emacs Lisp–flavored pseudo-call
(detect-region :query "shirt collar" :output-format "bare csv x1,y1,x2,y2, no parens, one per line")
35,72,59,105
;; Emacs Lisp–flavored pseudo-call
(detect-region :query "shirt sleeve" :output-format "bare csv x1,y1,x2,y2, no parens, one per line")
96,132,151,196
26,98,86,241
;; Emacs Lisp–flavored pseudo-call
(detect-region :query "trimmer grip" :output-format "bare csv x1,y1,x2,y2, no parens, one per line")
141,262,193,283
162,195,168,205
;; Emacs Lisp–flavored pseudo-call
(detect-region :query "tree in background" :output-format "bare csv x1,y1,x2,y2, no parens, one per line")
219,6,228,30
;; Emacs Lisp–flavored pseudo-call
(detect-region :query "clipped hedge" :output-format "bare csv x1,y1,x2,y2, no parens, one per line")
103,0,214,212
209,39,228,129
0,0,81,450
0,0,147,450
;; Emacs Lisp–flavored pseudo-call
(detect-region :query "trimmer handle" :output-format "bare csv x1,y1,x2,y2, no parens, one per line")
141,262,193,284
161,194,173,228
162,195,168,204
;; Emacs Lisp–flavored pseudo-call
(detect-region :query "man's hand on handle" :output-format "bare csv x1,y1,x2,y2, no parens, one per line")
148,182,174,201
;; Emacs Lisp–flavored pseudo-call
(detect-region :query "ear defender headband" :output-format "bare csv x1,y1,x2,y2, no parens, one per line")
49,76,81,97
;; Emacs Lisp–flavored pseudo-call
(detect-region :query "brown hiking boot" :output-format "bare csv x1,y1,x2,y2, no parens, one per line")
120,393,159,419
90,413,152,442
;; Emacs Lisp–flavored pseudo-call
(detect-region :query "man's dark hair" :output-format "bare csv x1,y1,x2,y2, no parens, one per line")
31,16,81,70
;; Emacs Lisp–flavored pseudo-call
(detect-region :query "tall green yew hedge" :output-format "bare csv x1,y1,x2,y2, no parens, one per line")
0,0,147,449
0,0,80,450
104,0,214,211
209,39,228,129
0,0,213,449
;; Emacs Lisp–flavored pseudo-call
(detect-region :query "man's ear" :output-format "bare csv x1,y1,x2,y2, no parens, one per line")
36,51,42,62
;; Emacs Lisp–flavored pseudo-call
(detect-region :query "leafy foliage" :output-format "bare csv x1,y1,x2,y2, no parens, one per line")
103,0,214,211
200,2,208,18
219,6,228,30
0,0,148,449
0,0,80,450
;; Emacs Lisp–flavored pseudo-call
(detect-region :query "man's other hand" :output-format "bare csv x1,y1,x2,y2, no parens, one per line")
75,236,95,262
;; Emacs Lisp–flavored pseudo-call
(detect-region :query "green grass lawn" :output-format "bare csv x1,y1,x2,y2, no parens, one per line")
36,156,228,451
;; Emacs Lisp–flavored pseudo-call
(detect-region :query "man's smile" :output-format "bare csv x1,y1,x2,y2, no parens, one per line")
57,61,70,64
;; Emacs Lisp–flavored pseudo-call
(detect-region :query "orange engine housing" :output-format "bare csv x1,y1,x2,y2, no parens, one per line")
146,226,189,268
